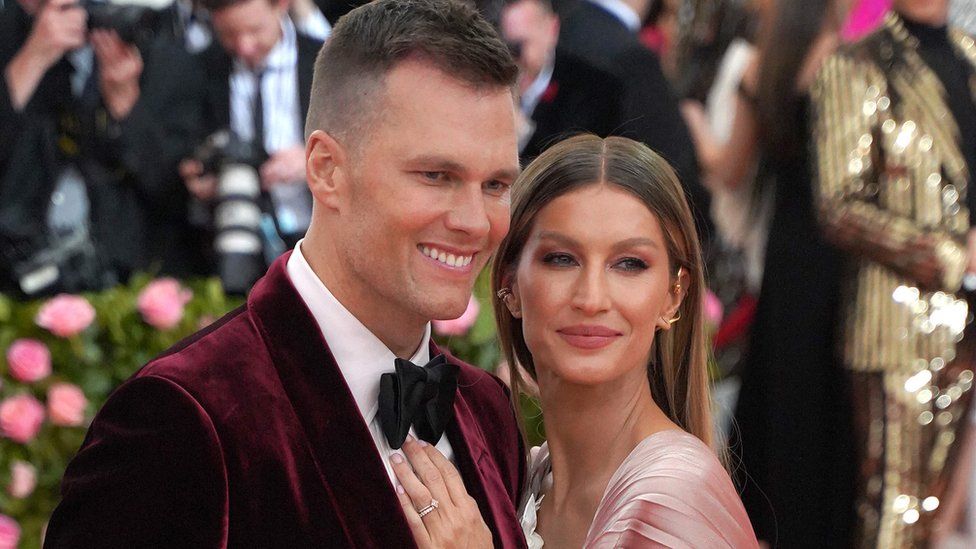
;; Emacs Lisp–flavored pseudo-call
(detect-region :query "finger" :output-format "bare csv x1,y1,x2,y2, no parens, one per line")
402,437,452,505
179,159,201,178
390,451,436,513
395,484,433,549
421,441,470,509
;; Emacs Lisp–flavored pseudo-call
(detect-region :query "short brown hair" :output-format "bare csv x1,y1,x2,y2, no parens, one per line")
304,0,518,141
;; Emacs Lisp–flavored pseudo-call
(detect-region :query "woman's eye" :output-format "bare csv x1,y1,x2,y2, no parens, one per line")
615,257,648,271
542,253,577,267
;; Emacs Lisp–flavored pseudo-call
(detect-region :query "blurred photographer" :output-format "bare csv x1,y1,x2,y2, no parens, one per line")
0,0,205,297
179,0,322,289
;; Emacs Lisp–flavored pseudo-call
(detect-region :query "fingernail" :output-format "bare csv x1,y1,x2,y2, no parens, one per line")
396,484,405,494
405,434,415,443
418,440,429,447
391,453,404,464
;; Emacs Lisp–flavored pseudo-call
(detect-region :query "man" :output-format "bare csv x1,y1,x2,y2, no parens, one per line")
813,0,976,545
45,0,527,547
179,0,323,285
500,0,625,162
557,0,712,243
0,0,203,295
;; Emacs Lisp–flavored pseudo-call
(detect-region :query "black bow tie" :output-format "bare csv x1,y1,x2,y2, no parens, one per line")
378,354,459,450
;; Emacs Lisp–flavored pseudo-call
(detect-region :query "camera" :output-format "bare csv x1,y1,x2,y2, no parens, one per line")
83,0,163,46
2,227,108,298
194,130,273,295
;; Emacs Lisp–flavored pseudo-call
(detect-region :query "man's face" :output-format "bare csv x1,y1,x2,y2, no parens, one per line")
211,0,284,69
501,1,559,92
332,59,519,327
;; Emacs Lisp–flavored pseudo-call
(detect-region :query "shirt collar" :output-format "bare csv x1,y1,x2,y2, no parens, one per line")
520,56,555,117
286,240,432,425
587,0,642,33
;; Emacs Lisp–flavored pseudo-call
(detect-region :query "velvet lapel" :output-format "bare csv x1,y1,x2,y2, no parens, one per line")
248,253,415,547
435,343,521,548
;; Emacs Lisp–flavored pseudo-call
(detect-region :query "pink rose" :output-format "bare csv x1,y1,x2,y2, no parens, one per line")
6,339,52,383
137,278,193,330
433,296,480,336
0,514,20,549
47,383,87,427
0,395,45,444
8,460,36,499
704,290,724,326
35,294,95,337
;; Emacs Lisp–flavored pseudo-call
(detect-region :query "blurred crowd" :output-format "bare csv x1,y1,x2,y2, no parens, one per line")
3,0,976,546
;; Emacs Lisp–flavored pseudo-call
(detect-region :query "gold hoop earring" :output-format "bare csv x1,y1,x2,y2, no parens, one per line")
668,312,681,325
496,288,512,300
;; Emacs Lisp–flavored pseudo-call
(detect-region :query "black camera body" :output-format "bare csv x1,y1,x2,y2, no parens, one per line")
83,0,163,45
194,131,270,295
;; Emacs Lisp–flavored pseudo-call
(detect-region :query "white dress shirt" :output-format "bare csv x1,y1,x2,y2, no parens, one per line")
229,17,311,236
286,241,455,485
588,0,642,33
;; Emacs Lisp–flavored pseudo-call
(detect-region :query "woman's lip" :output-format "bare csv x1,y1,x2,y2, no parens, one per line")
558,325,621,337
557,333,619,350
557,326,622,350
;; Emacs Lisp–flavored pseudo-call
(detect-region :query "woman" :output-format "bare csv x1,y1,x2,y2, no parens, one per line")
391,135,757,547
682,0,858,544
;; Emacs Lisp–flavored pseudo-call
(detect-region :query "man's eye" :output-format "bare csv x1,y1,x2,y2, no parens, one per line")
484,180,510,193
420,172,446,182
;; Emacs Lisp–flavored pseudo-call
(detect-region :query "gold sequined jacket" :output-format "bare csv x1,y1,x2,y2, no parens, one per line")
812,13,976,372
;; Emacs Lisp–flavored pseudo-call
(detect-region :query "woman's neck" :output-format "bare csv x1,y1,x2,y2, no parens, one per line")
538,367,676,513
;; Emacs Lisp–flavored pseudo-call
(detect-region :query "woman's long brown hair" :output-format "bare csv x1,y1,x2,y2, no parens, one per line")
491,135,714,449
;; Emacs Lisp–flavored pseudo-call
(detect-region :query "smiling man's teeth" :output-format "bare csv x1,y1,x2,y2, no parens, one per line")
421,246,473,268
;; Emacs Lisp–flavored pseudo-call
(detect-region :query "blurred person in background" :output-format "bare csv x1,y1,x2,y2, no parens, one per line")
683,0,858,545
0,0,205,297
557,0,713,246
500,0,626,162
166,0,331,54
179,0,323,282
812,0,976,545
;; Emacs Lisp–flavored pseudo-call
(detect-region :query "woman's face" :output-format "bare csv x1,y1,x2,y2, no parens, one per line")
510,184,685,389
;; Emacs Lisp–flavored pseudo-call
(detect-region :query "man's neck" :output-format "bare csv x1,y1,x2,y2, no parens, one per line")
300,234,427,359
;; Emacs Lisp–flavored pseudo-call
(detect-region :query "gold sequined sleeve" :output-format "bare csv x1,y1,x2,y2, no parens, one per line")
812,53,967,292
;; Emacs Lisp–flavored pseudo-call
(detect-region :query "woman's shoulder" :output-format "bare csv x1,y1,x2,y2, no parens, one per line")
622,429,726,480
585,430,758,548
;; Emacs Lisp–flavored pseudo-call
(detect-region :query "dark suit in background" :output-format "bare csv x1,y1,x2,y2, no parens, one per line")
521,49,626,163
558,0,713,244
0,2,206,295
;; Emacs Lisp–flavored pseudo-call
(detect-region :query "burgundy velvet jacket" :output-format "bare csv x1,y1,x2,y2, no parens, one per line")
45,254,527,548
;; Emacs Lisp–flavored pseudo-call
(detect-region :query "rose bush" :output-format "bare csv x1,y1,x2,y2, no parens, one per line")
0,276,242,548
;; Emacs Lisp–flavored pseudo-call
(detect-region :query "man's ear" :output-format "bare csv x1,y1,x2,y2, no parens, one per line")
306,130,348,211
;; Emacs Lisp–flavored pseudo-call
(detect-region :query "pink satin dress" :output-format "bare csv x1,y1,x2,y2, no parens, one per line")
520,429,758,548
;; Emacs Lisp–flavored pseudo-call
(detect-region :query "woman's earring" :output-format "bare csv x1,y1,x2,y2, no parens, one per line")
667,311,681,325
673,267,683,294
497,288,521,318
